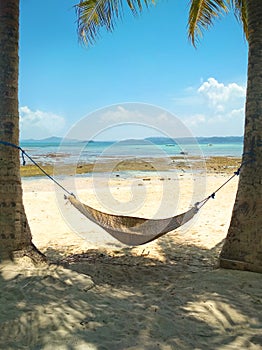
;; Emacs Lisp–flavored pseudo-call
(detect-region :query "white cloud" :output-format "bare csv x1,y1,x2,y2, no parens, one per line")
100,105,174,128
228,107,245,119
68,104,196,141
100,106,136,123
20,106,66,139
197,77,246,113
156,112,169,122
185,114,206,127
174,77,246,136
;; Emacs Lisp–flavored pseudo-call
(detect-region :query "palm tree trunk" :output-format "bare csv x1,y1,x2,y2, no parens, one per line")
0,0,45,262
219,0,262,273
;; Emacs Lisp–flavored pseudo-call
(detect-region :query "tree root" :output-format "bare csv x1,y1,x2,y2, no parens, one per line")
12,243,47,265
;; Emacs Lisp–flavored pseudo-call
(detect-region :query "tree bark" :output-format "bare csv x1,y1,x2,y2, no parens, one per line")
219,0,262,273
0,0,45,262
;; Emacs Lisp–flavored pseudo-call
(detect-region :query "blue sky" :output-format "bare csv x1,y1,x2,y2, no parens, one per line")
19,0,248,140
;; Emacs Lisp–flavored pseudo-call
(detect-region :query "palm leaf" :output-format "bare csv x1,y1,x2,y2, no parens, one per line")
231,0,248,39
188,0,230,46
76,0,154,45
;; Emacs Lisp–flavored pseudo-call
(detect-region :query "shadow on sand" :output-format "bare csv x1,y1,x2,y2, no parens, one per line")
0,236,261,349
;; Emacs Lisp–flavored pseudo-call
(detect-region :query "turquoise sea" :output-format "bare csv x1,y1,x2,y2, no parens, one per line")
20,136,243,165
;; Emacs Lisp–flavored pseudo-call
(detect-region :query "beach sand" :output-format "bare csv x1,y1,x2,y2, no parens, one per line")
0,160,261,349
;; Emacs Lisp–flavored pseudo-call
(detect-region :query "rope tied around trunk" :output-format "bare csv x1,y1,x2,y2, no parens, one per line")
0,140,74,197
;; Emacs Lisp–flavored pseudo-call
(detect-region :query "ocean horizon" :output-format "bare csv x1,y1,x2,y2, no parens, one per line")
20,136,243,165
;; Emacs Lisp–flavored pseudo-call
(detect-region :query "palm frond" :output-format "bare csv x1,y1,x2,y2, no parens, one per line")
231,0,248,39
76,0,154,45
188,0,230,46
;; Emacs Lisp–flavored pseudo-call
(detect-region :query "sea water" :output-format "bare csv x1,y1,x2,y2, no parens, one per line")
20,137,243,165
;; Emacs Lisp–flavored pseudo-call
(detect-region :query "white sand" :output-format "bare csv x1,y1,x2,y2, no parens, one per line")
0,172,261,349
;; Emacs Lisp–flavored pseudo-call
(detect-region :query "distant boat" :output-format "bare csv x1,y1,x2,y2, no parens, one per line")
180,151,188,155
165,144,176,147
208,143,213,146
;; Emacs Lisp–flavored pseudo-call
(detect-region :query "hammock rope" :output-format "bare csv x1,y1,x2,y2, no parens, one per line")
0,140,74,197
0,140,244,245
195,167,240,210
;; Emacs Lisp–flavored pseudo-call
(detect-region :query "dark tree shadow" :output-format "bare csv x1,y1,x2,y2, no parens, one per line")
0,233,261,349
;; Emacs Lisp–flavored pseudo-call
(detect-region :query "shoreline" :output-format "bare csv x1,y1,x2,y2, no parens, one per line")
20,155,242,177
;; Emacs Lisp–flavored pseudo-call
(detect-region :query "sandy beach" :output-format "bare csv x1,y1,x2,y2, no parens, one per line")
0,158,261,349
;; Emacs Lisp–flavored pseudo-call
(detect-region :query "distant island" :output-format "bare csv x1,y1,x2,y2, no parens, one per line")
21,135,244,145
145,136,244,145
21,136,79,144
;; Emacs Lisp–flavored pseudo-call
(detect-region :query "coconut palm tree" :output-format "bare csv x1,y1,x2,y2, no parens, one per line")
76,0,262,272
0,0,45,262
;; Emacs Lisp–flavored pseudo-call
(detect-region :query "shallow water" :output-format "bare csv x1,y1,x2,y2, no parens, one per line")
20,139,243,165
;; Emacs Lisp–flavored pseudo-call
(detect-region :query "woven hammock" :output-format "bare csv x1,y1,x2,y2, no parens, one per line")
0,141,242,246
68,195,198,246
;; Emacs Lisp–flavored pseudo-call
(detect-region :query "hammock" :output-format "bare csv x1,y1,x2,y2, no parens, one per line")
0,140,242,247
68,195,198,246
